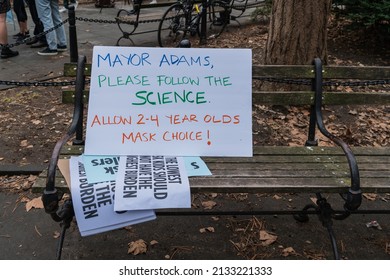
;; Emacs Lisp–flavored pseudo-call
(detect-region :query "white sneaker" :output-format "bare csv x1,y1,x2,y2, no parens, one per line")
73,1,79,10
59,1,78,13
150,0,157,4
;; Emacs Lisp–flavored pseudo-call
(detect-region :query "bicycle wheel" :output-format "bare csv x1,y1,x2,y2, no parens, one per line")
205,0,230,39
158,4,188,48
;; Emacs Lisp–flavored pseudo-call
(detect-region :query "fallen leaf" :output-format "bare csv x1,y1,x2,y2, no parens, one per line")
128,239,147,255
53,231,61,239
199,227,215,233
363,193,377,201
202,200,217,210
273,195,282,200
259,230,277,246
150,240,158,246
20,140,28,147
31,120,42,125
25,197,43,212
281,247,296,257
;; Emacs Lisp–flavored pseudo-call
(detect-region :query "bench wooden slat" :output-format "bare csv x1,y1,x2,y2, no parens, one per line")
253,91,390,105
322,66,390,80
33,144,390,194
32,168,390,194
57,144,390,158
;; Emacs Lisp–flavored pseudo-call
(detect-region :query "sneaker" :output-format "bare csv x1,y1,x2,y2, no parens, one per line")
26,37,39,45
38,47,58,56
31,41,48,48
16,33,30,43
13,31,29,38
57,45,67,52
1,47,19,59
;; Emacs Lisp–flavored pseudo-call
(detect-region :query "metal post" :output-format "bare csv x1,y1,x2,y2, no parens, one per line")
68,6,78,63
200,0,207,45
305,105,318,146
305,73,318,146
73,55,85,145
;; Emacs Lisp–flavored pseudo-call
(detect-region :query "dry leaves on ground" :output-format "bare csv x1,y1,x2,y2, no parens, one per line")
128,239,147,255
25,196,44,212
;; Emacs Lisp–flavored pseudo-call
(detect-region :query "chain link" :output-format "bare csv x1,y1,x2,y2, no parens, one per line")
0,80,76,87
75,15,163,25
255,77,390,87
1,19,69,50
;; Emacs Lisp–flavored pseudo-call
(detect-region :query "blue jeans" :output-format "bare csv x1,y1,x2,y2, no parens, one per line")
36,0,67,50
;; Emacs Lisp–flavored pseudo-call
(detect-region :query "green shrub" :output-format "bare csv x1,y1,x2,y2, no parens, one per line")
333,0,390,33
250,0,272,22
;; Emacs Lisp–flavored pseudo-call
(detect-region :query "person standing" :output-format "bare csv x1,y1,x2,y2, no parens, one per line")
0,0,19,58
13,0,30,42
36,0,67,56
25,0,47,48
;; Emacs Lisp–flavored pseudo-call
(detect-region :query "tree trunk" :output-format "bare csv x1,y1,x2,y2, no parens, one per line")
264,0,332,65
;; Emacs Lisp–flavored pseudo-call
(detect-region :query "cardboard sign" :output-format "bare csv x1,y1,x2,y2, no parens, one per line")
69,156,156,236
85,46,252,157
114,155,191,211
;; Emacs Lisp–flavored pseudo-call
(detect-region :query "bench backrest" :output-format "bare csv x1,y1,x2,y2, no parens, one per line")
62,63,390,106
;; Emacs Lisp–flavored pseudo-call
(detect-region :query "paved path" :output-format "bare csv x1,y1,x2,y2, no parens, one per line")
1,4,169,90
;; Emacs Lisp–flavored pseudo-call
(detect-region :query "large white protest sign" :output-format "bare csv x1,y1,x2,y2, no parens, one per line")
114,155,191,211
85,46,252,157
69,156,156,236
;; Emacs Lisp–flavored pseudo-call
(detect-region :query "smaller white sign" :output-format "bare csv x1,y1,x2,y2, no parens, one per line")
114,155,191,211
69,156,156,236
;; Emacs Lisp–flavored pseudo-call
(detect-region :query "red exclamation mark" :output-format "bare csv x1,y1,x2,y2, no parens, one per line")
207,130,211,146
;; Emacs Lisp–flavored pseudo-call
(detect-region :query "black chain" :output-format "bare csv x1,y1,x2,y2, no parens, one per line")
323,79,390,87
76,15,163,25
254,77,312,86
75,16,119,24
1,19,69,50
0,80,76,87
255,77,390,87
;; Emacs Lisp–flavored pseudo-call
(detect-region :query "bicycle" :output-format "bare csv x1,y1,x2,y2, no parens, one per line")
157,0,231,47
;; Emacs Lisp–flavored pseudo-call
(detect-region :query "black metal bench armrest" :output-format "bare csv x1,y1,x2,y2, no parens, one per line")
42,55,86,222
313,58,362,215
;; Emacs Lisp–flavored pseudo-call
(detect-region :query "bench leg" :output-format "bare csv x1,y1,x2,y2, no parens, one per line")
305,105,318,146
294,194,341,260
55,199,75,260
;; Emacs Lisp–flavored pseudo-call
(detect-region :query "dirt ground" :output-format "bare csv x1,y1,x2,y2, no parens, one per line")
0,12,389,260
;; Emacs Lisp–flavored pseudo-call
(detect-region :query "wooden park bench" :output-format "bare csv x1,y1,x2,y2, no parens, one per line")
32,54,390,260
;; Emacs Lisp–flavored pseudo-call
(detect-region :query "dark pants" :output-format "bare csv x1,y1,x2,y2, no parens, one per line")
13,0,27,22
25,0,46,43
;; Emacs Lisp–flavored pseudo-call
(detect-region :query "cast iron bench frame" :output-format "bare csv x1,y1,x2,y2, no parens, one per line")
35,54,390,260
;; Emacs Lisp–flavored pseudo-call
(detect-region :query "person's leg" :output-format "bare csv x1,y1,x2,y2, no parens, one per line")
13,0,29,35
50,0,66,47
25,0,39,33
0,12,19,58
36,0,57,51
25,0,46,44
0,13,7,44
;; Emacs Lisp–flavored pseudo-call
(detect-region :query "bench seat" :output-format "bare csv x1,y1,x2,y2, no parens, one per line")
32,145,390,194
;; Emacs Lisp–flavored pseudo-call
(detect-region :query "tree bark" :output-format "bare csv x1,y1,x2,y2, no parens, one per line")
264,0,332,65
